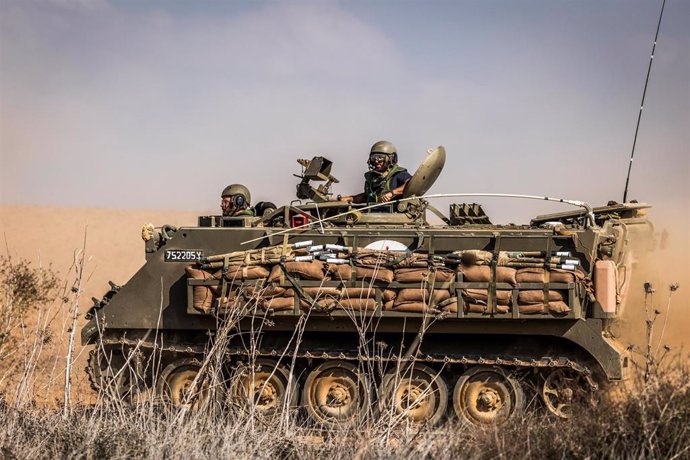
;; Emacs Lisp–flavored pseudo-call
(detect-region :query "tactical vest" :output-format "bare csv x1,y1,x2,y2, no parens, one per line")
364,165,408,203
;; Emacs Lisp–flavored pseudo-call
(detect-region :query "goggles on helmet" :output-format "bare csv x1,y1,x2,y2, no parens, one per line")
368,153,390,165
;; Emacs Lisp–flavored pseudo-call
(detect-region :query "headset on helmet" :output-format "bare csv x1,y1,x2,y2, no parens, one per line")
221,184,251,208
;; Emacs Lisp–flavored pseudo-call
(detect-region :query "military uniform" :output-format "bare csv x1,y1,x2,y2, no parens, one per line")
338,140,412,206
230,208,255,217
364,165,412,203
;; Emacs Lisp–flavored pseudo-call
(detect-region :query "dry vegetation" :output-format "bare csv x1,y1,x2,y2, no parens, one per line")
0,256,688,459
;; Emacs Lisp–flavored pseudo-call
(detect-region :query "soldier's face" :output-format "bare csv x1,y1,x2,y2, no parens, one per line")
220,197,233,215
369,154,388,172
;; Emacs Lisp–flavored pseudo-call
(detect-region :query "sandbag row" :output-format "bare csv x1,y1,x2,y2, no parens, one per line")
440,299,570,315
187,249,580,315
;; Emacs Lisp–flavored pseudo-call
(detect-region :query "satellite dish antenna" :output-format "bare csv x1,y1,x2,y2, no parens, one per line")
402,146,446,198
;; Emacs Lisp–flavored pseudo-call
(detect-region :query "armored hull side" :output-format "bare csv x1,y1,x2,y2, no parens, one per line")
83,210,643,425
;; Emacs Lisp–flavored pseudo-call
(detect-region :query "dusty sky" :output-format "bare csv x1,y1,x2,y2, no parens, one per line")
1,0,688,224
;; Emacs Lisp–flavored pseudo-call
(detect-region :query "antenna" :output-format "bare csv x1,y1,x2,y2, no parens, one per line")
623,0,666,203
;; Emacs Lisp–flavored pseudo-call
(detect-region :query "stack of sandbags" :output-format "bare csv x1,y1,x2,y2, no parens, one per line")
517,290,571,314
438,297,506,314
328,263,352,281
460,289,512,314
394,267,455,283
224,265,271,282
352,266,394,283
267,260,329,282
384,288,451,313
185,266,223,314
515,267,584,284
457,264,518,285
260,286,380,312
455,264,517,314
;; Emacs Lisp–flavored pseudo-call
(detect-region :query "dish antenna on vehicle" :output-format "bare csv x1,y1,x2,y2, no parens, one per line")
402,146,446,198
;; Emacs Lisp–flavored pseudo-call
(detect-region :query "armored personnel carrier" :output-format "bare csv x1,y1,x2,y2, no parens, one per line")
82,147,652,426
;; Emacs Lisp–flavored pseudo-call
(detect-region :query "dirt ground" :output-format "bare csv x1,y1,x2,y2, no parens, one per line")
0,204,201,405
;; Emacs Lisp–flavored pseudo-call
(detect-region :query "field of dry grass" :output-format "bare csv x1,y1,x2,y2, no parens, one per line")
1,363,688,459
1,204,689,458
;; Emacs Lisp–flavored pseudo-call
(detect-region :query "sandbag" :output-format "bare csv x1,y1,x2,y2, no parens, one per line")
300,297,338,310
394,267,455,283
260,296,332,311
518,290,564,303
186,266,222,313
301,287,342,297
464,303,510,314
458,265,517,286
518,304,545,314
448,250,494,265
192,286,215,313
391,302,434,313
241,284,288,298
440,299,508,314
517,302,571,315
185,266,222,281
382,289,397,302
225,265,270,281
342,287,377,298
267,261,328,282
354,267,394,283
547,301,571,314
328,263,352,281
265,295,377,312
439,301,458,313
461,289,512,306
216,295,241,310
394,289,451,305
336,298,378,311
515,267,583,284
261,296,297,312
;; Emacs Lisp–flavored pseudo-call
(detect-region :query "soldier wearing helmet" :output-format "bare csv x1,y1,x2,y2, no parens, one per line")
220,184,255,217
338,141,412,204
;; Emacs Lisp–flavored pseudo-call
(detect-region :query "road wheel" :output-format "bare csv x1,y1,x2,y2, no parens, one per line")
379,364,448,426
302,360,370,427
542,368,598,418
453,366,525,426
157,358,219,410
228,358,298,417
86,346,139,403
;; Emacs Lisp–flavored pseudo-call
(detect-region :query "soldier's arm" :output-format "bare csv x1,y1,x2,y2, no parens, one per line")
382,174,412,202
337,193,367,204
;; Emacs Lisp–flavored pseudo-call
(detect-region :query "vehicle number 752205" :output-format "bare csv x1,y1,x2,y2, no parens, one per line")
164,250,204,262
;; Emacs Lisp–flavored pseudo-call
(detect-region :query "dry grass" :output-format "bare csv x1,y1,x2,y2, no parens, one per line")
1,365,688,459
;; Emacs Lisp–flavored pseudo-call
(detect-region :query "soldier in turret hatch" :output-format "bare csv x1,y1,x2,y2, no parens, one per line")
338,140,412,204
220,184,255,217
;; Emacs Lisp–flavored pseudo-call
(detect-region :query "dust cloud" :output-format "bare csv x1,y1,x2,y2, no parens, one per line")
618,210,689,358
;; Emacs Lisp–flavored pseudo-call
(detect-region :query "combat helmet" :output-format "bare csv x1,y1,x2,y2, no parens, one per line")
221,183,251,208
368,140,398,171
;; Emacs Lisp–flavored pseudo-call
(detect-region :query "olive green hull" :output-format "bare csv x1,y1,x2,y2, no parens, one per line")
82,224,629,381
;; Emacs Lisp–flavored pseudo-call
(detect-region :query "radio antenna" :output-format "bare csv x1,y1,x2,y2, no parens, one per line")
623,0,666,203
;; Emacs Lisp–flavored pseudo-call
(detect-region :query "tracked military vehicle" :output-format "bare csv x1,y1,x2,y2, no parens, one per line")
83,147,652,426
